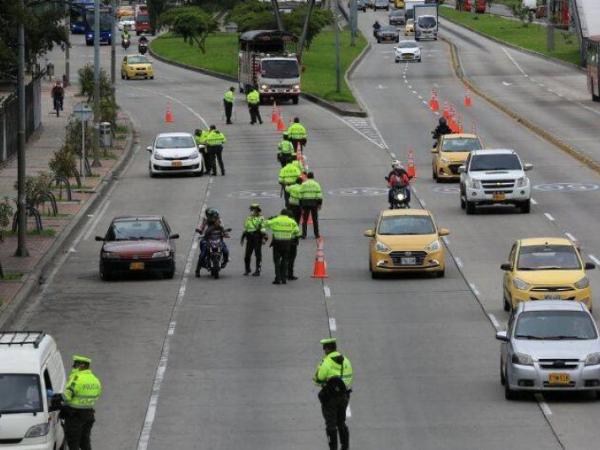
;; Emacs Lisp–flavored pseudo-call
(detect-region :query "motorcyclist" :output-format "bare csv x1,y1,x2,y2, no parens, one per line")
138,35,148,54
432,117,452,142
195,208,230,277
386,160,411,207
373,20,381,37
121,26,131,48
138,35,148,45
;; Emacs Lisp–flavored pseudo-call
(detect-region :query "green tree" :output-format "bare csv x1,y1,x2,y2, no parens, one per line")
147,0,167,34
284,7,332,50
160,6,218,53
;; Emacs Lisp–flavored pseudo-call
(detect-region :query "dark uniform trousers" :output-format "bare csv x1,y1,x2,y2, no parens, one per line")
291,138,307,152
63,407,95,450
289,205,302,225
244,233,263,272
223,100,233,124
288,238,298,278
301,200,320,238
277,153,294,168
272,239,292,282
207,145,225,176
249,104,262,124
321,394,350,450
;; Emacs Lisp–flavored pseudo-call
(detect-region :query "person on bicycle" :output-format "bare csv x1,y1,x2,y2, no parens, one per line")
51,80,64,113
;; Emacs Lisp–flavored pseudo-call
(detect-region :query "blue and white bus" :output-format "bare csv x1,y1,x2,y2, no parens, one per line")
70,0,94,34
84,6,113,46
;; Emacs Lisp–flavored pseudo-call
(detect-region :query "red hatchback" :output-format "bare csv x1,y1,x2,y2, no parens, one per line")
95,216,179,280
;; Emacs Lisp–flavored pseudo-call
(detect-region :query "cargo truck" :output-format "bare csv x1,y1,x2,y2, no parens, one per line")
405,0,425,20
414,3,438,40
576,0,600,100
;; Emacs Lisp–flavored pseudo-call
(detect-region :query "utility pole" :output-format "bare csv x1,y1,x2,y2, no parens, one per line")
350,0,357,47
271,0,284,31
15,0,29,257
547,0,555,51
298,0,317,59
92,0,101,168
65,0,70,86
111,0,117,86
334,5,341,94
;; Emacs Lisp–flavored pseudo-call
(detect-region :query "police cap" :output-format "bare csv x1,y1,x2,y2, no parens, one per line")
73,355,92,364
320,338,337,346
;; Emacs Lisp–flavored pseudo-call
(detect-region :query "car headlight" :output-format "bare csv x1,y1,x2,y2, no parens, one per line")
190,150,200,159
585,353,600,366
414,49,421,55
575,276,590,289
515,177,529,188
260,84,269,90
153,152,164,160
101,251,120,259
293,84,300,90
439,156,451,164
512,277,530,290
152,250,171,258
469,179,482,189
25,422,50,438
425,239,441,253
375,241,391,253
512,352,534,366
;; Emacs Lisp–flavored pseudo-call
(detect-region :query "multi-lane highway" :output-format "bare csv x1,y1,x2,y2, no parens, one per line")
7,7,600,449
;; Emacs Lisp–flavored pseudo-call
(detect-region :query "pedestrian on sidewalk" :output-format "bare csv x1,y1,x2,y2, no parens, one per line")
223,87,235,124
205,125,227,176
247,86,263,125
51,80,64,116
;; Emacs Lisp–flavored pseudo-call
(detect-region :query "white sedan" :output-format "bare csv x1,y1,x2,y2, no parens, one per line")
147,132,204,177
394,40,421,63
118,16,135,31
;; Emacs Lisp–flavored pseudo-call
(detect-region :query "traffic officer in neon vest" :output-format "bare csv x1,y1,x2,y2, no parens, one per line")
278,161,303,208
205,125,227,176
277,131,296,167
265,209,300,284
241,203,267,276
61,355,102,450
313,338,353,450
223,86,235,124
287,117,307,152
299,171,323,239
285,177,303,225
283,208,300,280
246,86,263,125
194,128,209,176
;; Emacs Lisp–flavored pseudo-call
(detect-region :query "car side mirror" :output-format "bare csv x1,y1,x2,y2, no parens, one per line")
523,163,533,171
170,234,180,239
500,262,512,271
457,166,465,173
438,228,450,237
585,262,596,270
95,236,104,242
146,146,153,152
495,331,509,342
363,229,375,238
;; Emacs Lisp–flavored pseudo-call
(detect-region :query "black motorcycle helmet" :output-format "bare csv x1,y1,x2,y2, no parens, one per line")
439,117,447,126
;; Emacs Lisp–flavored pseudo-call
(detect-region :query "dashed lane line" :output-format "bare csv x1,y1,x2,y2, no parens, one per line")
565,232,577,242
544,213,555,222
589,255,600,265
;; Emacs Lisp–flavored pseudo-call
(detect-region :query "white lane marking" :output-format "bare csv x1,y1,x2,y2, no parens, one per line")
407,85,412,89
538,83,545,88
502,81,512,86
404,79,408,83
589,255,600,265
488,313,500,330
502,47,527,76
530,198,538,205
333,115,389,150
422,100,428,105
420,198,426,207
411,90,418,94
565,232,577,242
455,256,463,268
442,236,449,245
130,87,209,128
329,318,337,332
83,200,111,240
377,84,387,89
324,285,331,297
390,152,396,158
535,394,552,416
469,282,480,296
418,95,423,100
544,213,555,222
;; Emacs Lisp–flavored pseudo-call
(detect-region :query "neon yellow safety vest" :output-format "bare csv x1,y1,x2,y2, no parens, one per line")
287,123,307,140
265,215,300,241
247,90,260,105
299,179,323,200
244,215,266,233
278,163,302,185
197,130,210,145
285,183,302,206
313,351,353,389
206,131,226,146
63,369,102,409
278,140,295,155
224,90,234,103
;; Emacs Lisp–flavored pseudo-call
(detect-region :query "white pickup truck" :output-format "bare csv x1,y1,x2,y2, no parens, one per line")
459,149,533,214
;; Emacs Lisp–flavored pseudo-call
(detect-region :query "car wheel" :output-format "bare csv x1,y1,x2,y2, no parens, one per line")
149,163,156,178
377,39,381,43
466,201,476,215
150,76,154,80
165,262,175,279
504,382,518,400
292,96,299,105
520,199,531,214
503,293,511,312
99,262,112,281
460,196,466,209
395,58,399,63
500,360,506,386
371,271,381,279
436,269,445,278
418,58,422,63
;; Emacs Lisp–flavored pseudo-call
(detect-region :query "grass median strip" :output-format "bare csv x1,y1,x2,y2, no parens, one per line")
150,30,367,104
439,8,580,65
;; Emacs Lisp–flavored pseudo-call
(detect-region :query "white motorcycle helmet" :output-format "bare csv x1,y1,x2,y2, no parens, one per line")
391,160,404,170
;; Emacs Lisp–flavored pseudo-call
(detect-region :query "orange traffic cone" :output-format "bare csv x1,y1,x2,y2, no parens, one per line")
464,90,472,107
429,89,439,112
311,238,328,278
271,101,279,123
277,117,286,131
165,102,174,123
406,148,416,179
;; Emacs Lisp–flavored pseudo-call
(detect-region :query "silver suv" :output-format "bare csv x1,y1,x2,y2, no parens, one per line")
459,149,532,214
496,301,600,399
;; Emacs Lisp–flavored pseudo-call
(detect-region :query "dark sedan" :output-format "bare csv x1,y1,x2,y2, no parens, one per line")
389,9,406,26
96,216,179,280
376,25,400,43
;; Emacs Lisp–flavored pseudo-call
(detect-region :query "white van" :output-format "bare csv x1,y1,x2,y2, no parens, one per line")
0,332,66,449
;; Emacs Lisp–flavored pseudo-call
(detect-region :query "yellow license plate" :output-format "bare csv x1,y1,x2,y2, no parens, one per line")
172,161,183,167
130,262,145,270
548,373,570,385
493,193,506,201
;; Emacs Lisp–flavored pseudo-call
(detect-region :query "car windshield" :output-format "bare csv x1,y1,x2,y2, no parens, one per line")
398,41,417,48
261,60,299,78
417,16,437,28
155,136,195,149
107,219,167,241
378,215,435,235
381,26,397,32
0,374,43,414
390,10,403,16
517,245,581,270
442,138,482,152
515,311,597,340
469,154,521,171
127,56,149,64
407,19,414,25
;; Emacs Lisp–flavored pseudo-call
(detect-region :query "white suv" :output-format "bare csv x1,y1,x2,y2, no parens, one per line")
459,149,532,214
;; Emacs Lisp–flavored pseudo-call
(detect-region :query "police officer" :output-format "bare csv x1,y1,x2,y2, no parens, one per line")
206,125,227,176
62,355,102,450
278,161,303,208
285,177,303,224
313,338,353,450
265,209,300,285
241,203,267,276
246,86,263,125
299,171,323,239
284,209,300,281
277,131,296,167
194,128,209,176
287,117,308,152
223,86,235,124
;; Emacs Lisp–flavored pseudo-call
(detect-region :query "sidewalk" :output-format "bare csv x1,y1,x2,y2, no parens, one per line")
0,78,133,313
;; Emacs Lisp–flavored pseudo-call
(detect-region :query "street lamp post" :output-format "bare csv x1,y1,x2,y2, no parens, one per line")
92,0,101,167
547,0,555,51
334,6,341,94
111,0,116,86
65,0,70,86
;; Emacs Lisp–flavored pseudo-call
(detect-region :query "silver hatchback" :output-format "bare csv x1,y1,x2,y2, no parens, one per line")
496,301,600,399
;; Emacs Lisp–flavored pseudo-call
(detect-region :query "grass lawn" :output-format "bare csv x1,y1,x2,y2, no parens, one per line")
150,30,367,104
440,8,581,65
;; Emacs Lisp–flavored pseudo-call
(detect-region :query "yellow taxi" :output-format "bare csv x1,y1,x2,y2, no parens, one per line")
121,55,154,80
404,19,415,36
431,133,483,182
501,238,596,312
364,209,449,278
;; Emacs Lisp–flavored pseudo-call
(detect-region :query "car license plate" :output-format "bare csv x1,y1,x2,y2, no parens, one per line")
130,262,144,270
401,257,416,265
493,193,506,201
405,55,413,59
172,161,183,167
544,294,561,300
549,373,570,385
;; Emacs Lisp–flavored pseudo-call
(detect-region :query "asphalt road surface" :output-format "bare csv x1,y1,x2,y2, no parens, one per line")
8,14,600,450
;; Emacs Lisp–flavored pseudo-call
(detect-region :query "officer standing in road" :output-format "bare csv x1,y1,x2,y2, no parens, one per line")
284,209,300,281
247,86,263,125
241,203,267,276
285,177,303,224
277,131,296,167
265,209,300,285
206,125,227,176
194,128,209,176
61,355,102,450
279,161,303,207
299,171,323,239
287,117,308,152
313,338,353,450
223,86,235,124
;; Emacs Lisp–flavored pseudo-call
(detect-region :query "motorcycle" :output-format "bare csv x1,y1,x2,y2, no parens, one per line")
196,228,231,279
122,37,130,50
373,23,381,39
385,179,410,209
138,43,148,55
